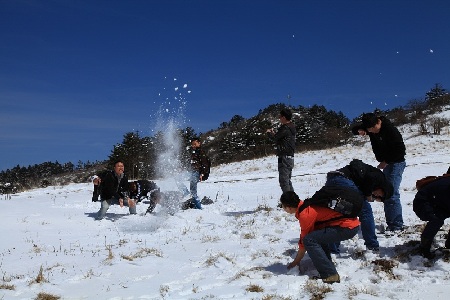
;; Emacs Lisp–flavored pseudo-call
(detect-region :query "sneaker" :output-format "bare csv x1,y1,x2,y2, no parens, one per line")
384,227,404,237
445,239,450,249
322,274,340,284
181,199,195,210
367,247,380,252
201,196,214,205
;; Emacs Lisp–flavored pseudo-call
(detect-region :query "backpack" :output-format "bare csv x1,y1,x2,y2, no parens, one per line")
298,186,363,223
416,173,450,190
201,155,211,181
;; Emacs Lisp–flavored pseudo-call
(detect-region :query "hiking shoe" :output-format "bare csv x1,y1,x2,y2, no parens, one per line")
201,196,214,205
181,199,194,210
367,247,380,252
322,274,340,284
445,239,450,249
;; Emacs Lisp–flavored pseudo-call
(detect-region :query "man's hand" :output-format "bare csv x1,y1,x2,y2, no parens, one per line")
357,129,366,136
119,198,124,207
287,261,299,270
377,161,388,169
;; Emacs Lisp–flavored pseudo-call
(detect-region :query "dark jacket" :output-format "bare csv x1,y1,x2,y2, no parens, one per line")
100,171,129,201
190,147,209,175
130,180,159,201
352,117,405,164
413,177,450,221
337,159,393,199
267,122,296,156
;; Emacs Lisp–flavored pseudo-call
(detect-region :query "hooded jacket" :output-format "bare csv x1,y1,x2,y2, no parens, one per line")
413,176,450,221
352,117,405,164
295,201,360,250
190,146,209,175
267,122,296,156
337,159,393,199
100,170,129,201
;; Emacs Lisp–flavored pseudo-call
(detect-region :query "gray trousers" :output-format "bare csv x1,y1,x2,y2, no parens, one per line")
278,155,294,193
303,226,359,278
96,197,137,220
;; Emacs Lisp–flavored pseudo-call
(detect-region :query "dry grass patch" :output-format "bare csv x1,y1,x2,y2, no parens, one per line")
0,282,15,290
35,292,61,300
205,252,235,267
245,283,264,293
304,279,333,300
121,247,163,261
372,259,400,280
29,265,47,285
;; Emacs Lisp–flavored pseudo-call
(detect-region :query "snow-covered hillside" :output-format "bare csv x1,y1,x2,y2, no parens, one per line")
1,117,450,299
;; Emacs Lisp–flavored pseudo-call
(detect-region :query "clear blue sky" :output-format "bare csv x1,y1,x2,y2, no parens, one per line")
1,0,449,171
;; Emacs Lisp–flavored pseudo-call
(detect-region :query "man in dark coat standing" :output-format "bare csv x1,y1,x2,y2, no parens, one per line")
266,108,296,194
352,113,406,232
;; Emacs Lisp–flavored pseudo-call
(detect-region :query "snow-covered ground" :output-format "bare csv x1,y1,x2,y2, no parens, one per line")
2,118,450,299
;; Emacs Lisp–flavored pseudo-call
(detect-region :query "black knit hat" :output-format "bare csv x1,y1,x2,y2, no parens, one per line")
361,113,378,129
280,108,293,121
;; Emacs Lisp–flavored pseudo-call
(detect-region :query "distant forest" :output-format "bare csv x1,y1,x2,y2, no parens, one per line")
1,84,449,194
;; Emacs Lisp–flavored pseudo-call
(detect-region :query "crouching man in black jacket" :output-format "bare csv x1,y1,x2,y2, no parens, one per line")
129,180,161,214
413,172,450,258
96,161,136,220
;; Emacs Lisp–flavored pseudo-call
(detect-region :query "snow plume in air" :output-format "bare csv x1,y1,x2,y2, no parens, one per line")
149,77,192,215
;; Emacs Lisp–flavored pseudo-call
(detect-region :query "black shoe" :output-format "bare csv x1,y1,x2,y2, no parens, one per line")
419,247,435,259
419,238,435,259
445,239,450,249
201,196,214,205
367,247,380,252
145,201,156,215
181,199,195,210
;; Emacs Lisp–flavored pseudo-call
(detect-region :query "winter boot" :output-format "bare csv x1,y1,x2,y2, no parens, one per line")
192,198,202,209
322,274,340,284
419,238,435,259
181,198,195,210
145,200,156,215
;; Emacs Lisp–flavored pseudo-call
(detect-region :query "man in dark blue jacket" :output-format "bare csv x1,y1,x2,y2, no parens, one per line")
413,174,450,258
326,159,393,252
352,113,406,232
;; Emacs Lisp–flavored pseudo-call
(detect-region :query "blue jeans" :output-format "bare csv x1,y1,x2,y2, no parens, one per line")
278,156,294,193
303,226,359,278
96,197,136,220
177,171,202,209
325,174,379,250
383,161,405,231
190,171,202,209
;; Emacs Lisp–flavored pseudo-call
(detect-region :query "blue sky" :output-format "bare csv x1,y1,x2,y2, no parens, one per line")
1,0,449,171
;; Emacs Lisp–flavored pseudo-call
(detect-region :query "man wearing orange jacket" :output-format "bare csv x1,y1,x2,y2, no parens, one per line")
280,190,360,284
